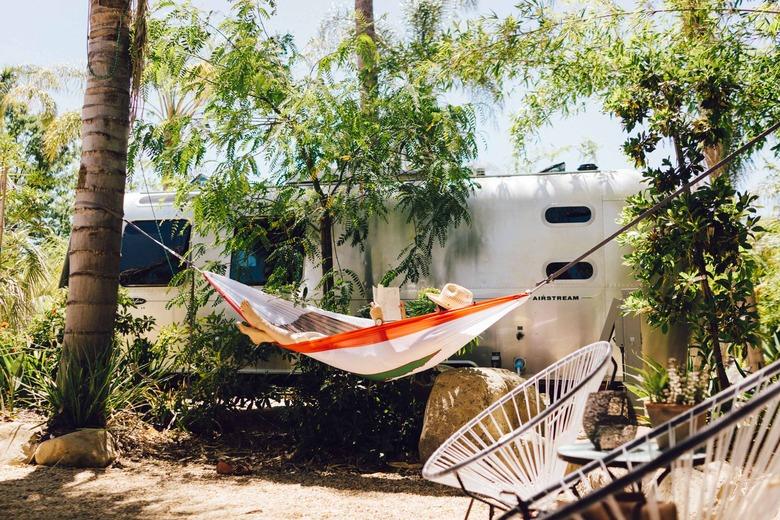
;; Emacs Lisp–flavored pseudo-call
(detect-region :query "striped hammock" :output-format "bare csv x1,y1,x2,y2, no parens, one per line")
203,271,529,381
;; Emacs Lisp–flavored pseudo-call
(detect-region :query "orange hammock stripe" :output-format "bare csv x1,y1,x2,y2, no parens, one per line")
286,293,526,353
205,271,526,353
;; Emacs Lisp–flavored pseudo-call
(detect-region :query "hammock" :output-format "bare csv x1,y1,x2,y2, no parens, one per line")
203,271,529,381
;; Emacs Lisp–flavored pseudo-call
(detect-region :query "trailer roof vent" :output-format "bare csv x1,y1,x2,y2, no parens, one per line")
540,162,566,173
577,163,598,171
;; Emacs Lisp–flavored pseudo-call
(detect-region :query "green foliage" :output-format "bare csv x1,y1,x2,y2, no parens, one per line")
1,67,81,239
624,356,669,404
754,219,780,350
765,331,780,365
625,357,709,406
0,290,171,429
444,2,780,157
284,360,428,463
404,287,440,317
0,67,78,334
619,173,762,352
32,342,158,431
445,0,776,387
0,228,65,330
131,0,478,307
0,330,25,411
153,312,290,431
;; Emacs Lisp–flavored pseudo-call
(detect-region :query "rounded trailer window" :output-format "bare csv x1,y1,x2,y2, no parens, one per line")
545,261,594,280
544,206,593,224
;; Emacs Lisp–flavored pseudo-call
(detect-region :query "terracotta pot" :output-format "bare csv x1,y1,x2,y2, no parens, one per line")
645,402,706,449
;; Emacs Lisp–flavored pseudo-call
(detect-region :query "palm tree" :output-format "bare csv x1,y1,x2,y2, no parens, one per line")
58,0,134,428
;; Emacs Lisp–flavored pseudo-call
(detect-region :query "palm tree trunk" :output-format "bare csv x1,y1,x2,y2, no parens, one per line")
61,0,132,412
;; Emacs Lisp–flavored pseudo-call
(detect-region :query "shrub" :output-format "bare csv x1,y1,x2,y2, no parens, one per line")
0,328,26,412
284,360,428,464
153,312,290,432
754,219,780,361
5,289,172,430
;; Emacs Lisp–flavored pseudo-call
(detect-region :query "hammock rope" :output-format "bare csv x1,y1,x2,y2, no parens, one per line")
74,121,779,379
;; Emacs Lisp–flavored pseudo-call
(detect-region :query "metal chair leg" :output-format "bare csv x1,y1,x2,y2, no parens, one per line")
464,497,475,520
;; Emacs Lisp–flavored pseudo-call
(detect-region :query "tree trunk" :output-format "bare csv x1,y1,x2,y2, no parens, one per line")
59,0,132,426
673,136,730,391
355,0,377,103
320,210,334,301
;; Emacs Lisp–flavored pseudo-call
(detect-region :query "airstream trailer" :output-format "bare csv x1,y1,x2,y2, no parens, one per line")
118,168,644,376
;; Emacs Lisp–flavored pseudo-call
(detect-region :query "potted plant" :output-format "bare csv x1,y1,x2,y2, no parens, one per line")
626,357,709,448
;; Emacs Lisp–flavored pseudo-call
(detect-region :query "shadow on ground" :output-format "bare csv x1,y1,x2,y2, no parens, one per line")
0,465,157,520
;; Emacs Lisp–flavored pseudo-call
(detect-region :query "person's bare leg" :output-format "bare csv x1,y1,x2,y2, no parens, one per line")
239,300,296,345
237,321,276,345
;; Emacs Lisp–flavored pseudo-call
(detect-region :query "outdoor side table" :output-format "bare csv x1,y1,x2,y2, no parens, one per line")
557,440,706,484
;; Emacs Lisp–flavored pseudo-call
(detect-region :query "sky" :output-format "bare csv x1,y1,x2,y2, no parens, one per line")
0,0,776,209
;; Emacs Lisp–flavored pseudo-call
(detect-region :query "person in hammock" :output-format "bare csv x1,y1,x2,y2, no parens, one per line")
237,283,474,346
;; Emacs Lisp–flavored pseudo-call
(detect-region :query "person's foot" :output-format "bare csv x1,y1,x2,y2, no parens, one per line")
237,321,275,345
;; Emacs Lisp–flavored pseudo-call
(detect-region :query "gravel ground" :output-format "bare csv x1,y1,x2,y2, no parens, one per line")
0,455,489,519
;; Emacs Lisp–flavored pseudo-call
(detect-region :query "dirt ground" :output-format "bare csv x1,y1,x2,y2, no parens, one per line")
0,460,490,519
0,413,490,519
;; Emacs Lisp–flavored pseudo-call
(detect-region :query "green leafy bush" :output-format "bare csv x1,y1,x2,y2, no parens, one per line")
284,360,427,464
754,219,780,361
153,312,290,432
1,290,172,429
0,329,26,412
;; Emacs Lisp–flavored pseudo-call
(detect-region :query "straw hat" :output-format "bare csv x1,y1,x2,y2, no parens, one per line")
426,283,474,310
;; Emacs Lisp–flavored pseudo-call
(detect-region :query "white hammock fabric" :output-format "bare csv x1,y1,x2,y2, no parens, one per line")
524,358,780,520
422,342,613,509
203,271,529,381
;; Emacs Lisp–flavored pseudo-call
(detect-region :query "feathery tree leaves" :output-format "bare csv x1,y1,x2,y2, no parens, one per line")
443,0,779,385
132,0,479,308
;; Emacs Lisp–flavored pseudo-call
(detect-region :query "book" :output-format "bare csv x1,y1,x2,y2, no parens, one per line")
372,285,402,322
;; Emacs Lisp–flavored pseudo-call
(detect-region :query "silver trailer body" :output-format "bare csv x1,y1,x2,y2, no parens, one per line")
120,169,643,375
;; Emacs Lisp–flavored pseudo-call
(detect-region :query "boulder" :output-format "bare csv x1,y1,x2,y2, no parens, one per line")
418,367,540,463
34,428,117,468
0,421,40,465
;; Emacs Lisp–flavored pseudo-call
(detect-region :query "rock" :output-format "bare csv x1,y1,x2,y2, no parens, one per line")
34,428,117,468
418,367,540,463
216,460,234,474
0,421,40,465
216,459,252,475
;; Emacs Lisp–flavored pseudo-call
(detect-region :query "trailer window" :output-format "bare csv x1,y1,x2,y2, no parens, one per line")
545,261,594,280
230,223,305,286
230,242,269,286
119,220,191,286
545,206,592,224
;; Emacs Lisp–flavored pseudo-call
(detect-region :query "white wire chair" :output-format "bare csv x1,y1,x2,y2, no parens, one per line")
422,341,613,515
513,358,780,520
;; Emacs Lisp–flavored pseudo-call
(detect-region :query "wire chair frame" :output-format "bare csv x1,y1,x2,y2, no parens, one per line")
422,341,613,512
517,358,780,520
